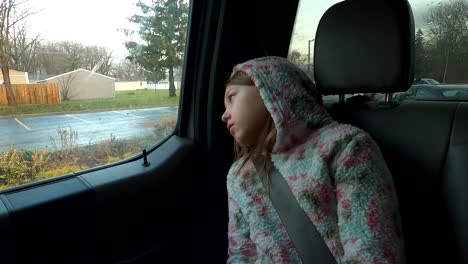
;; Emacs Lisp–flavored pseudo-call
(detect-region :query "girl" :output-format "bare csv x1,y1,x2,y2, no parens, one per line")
221,56,405,263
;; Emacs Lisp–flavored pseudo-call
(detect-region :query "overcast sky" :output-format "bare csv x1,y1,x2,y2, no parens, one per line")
26,0,439,61
28,0,139,60
289,0,441,55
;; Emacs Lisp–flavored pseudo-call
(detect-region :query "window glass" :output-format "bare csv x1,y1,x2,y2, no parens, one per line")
0,0,190,190
397,0,468,101
287,0,342,103
288,0,468,102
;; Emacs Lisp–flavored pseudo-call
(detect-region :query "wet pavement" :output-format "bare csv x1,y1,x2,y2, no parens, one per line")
0,106,178,152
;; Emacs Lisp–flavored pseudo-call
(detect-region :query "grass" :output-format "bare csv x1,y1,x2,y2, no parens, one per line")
0,89,179,117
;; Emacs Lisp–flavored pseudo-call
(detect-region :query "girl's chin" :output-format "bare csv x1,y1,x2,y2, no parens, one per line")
234,138,247,147
235,137,254,148
233,130,257,146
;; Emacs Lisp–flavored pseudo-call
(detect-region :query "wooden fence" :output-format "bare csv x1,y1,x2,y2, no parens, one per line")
0,83,60,105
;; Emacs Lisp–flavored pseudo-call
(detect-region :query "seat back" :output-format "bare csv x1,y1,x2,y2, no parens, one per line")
330,101,468,263
314,0,468,263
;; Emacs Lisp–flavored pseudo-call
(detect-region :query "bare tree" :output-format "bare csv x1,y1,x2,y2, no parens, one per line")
82,46,113,75
57,72,78,100
0,0,15,105
0,0,34,105
38,41,114,76
425,0,468,82
60,41,84,72
288,50,302,64
414,28,427,79
0,0,33,105
111,59,145,81
37,41,85,75
36,42,65,75
287,50,310,76
9,17,41,73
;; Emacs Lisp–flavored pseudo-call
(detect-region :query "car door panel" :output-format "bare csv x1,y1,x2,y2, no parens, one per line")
0,136,196,263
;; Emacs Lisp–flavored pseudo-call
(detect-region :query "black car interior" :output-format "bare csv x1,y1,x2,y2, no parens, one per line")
0,0,466,263
317,0,468,263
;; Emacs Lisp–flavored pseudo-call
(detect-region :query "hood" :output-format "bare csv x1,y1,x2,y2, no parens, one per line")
230,56,334,153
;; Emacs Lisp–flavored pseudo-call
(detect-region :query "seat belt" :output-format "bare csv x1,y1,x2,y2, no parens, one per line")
254,160,338,264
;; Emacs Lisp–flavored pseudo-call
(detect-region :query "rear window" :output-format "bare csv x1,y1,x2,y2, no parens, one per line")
288,0,468,102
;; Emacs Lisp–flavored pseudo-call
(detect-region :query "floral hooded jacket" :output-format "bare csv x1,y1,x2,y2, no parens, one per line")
226,57,405,264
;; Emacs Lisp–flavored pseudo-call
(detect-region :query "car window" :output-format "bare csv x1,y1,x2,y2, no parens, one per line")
416,89,427,97
288,0,468,102
398,0,468,101
416,88,438,98
443,90,468,98
0,0,190,190
427,79,440,85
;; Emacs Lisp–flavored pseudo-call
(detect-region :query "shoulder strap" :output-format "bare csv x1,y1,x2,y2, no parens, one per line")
254,160,338,264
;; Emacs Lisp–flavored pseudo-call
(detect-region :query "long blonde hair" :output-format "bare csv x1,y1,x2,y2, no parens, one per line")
226,71,277,192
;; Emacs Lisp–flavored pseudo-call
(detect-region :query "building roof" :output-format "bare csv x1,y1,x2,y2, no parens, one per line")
45,68,115,81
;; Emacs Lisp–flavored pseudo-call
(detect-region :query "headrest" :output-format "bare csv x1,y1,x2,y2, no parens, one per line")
314,0,414,95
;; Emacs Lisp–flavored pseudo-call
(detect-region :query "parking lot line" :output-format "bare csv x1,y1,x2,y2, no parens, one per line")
15,118,31,131
112,111,145,118
66,114,94,124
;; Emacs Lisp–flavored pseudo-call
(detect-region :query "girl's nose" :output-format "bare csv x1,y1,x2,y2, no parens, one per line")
221,111,230,123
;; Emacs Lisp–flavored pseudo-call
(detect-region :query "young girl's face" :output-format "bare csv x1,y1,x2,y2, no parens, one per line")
222,84,270,146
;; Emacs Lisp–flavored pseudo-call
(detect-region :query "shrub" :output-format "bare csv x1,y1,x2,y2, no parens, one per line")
36,165,88,181
0,148,49,187
49,127,79,165
153,115,177,140
106,156,121,164
0,132,158,191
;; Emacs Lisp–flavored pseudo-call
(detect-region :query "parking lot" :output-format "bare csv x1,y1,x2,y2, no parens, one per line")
0,106,178,152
